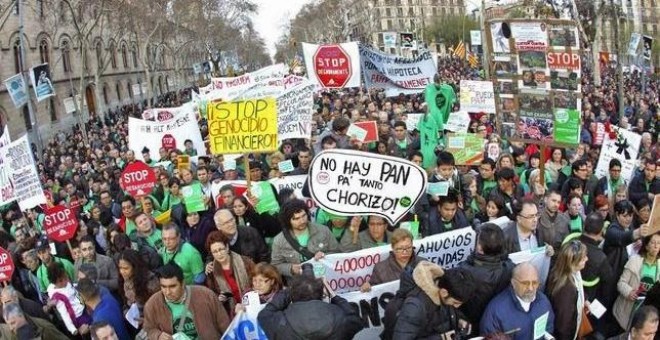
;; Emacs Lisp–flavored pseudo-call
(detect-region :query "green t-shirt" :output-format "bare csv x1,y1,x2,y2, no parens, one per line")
146,229,164,251
641,262,657,292
569,216,583,233
160,243,204,284
37,257,76,293
296,230,310,247
481,180,497,198
166,300,198,339
125,219,137,235
331,227,345,241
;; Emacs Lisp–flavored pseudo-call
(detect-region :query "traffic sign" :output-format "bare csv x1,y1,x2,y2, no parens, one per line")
162,134,176,150
120,161,157,197
313,45,352,88
0,247,14,283
44,205,78,243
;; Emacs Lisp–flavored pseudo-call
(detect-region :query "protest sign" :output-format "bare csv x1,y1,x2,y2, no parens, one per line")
459,80,496,113
404,113,424,131
0,135,46,210
347,124,368,142
306,227,475,293
360,46,437,97
209,64,286,101
269,175,317,217
128,108,206,162
511,22,548,51
177,155,191,171
444,111,471,133
182,182,206,213
353,121,379,143
0,127,14,206
221,310,268,340
120,161,157,197
446,133,485,165
302,42,361,88
648,195,660,234
211,180,249,209
44,205,78,243
141,107,183,122
309,149,427,225
276,82,315,140
29,63,55,102
0,247,14,283
3,74,28,108
595,126,641,183
284,75,307,89
207,98,278,154
628,33,641,56
248,182,279,215
277,159,294,173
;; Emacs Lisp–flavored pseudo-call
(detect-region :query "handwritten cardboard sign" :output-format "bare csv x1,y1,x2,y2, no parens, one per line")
308,149,427,225
207,98,278,154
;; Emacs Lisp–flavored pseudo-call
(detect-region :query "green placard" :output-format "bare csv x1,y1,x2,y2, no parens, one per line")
251,181,280,215
181,182,206,213
554,108,580,145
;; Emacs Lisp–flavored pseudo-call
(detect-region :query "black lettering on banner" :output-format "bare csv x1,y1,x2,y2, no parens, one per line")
320,158,336,171
326,189,399,214
348,290,396,328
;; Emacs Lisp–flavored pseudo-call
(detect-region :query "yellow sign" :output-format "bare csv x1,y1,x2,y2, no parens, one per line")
177,155,190,171
207,98,278,154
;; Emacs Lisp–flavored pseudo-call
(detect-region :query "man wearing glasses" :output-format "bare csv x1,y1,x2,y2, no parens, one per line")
213,209,270,264
504,198,555,257
340,216,393,252
481,262,555,339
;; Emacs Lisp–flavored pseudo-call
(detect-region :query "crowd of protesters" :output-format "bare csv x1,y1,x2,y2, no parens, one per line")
0,55,658,340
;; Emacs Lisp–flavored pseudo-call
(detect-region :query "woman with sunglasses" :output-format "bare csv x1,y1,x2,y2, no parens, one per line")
613,233,660,331
360,228,422,292
546,240,589,340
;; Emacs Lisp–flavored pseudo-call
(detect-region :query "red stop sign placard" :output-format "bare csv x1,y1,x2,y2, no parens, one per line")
313,45,352,88
120,161,157,197
44,205,78,243
162,134,176,150
0,247,14,282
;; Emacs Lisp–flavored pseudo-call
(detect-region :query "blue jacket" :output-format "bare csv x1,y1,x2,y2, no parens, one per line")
92,294,131,339
480,286,554,340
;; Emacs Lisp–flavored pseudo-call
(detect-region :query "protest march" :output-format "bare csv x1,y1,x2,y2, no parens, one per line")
0,5,659,340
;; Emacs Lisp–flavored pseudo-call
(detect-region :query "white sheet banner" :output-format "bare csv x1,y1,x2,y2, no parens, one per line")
302,42,361,89
210,64,286,101
276,82,315,140
128,108,206,162
459,80,496,113
305,228,476,293
269,175,317,217
0,135,46,210
595,126,641,183
360,46,437,97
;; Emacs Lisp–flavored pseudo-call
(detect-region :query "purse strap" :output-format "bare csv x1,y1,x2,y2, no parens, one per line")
177,286,192,331
281,229,315,261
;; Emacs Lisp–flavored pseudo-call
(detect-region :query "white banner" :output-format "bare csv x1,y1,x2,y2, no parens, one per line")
595,126,642,183
302,42,361,89
283,75,307,90
459,80,496,113
269,175,317,217
360,46,437,97
470,30,482,46
128,107,206,162
404,113,424,131
3,74,28,108
132,84,141,97
29,63,55,102
0,127,13,206
141,107,187,122
383,32,397,48
209,64,286,101
0,135,47,210
445,111,471,133
306,228,476,293
276,82,315,140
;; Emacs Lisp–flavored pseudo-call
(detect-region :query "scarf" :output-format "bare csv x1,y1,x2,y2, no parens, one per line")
573,271,585,340
212,252,250,311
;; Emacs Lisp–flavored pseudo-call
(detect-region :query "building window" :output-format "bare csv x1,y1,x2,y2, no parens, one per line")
397,7,402,16
39,39,50,64
132,46,138,68
110,43,117,69
13,40,22,73
96,41,103,68
49,98,57,121
387,19,392,30
116,83,121,101
23,106,31,131
128,82,133,99
103,85,109,104
386,7,391,16
121,44,128,68
37,0,45,18
61,40,71,73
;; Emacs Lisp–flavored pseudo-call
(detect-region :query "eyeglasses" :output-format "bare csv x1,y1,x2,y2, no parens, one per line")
513,278,540,288
218,219,235,227
393,246,413,254
211,247,229,254
519,213,540,220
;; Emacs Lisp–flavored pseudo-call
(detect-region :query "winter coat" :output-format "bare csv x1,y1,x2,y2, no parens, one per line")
271,222,340,278
229,225,271,264
369,253,424,286
393,261,464,340
458,253,514,325
425,207,470,237
613,255,660,329
258,289,363,340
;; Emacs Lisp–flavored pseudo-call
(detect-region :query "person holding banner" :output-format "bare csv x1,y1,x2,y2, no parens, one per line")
340,216,392,253
271,199,339,278
361,228,423,292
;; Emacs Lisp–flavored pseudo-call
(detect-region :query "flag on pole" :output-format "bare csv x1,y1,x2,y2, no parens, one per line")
452,41,466,59
468,52,479,68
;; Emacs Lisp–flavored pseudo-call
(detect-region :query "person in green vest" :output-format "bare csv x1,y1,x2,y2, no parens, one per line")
130,212,164,252
477,158,498,200
183,139,198,157
161,178,184,212
34,237,76,294
141,147,157,167
159,223,205,285
340,216,392,252
562,194,586,244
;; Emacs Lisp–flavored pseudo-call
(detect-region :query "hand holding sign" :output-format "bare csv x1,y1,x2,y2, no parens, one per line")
120,161,157,197
309,150,427,225
44,205,78,242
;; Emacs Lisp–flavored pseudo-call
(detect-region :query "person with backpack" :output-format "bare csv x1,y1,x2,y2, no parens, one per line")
383,261,476,340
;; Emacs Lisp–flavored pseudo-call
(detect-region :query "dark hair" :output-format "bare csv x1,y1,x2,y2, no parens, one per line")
609,158,622,169
478,223,506,255
408,151,423,162
90,321,113,339
512,197,538,216
80,235,96,247
583,213,605,235
157,263,184,283
567,177,583,192
437,267,475,302
289,275,323,302
277,187,296,206
630,305,659,332
571,159,587,174
76,278,100,299
640,234,660,258
438,190,459,207
320,135,337,146
614,200,635,216
436,151,455,167
46,261,67,284
297,145,311,155
634,198,651,212
118,249,153,305
495,168,515,181
480,158,496,170
279,199,310,230
393,120,406,129
487,195,507,218
168,177,181,187
120,195,135,207
332,117,351,132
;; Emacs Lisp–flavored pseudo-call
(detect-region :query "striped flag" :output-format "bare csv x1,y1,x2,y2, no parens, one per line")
452,41,466,59
468,52,479,68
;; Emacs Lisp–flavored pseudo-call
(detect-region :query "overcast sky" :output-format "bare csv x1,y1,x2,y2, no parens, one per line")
251,0,313,61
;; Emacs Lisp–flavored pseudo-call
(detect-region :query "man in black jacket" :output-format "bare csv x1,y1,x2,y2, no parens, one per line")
213,209,271,263
628,159,659,207
424,190,470,236
459,223,514,328
258,276,363,340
